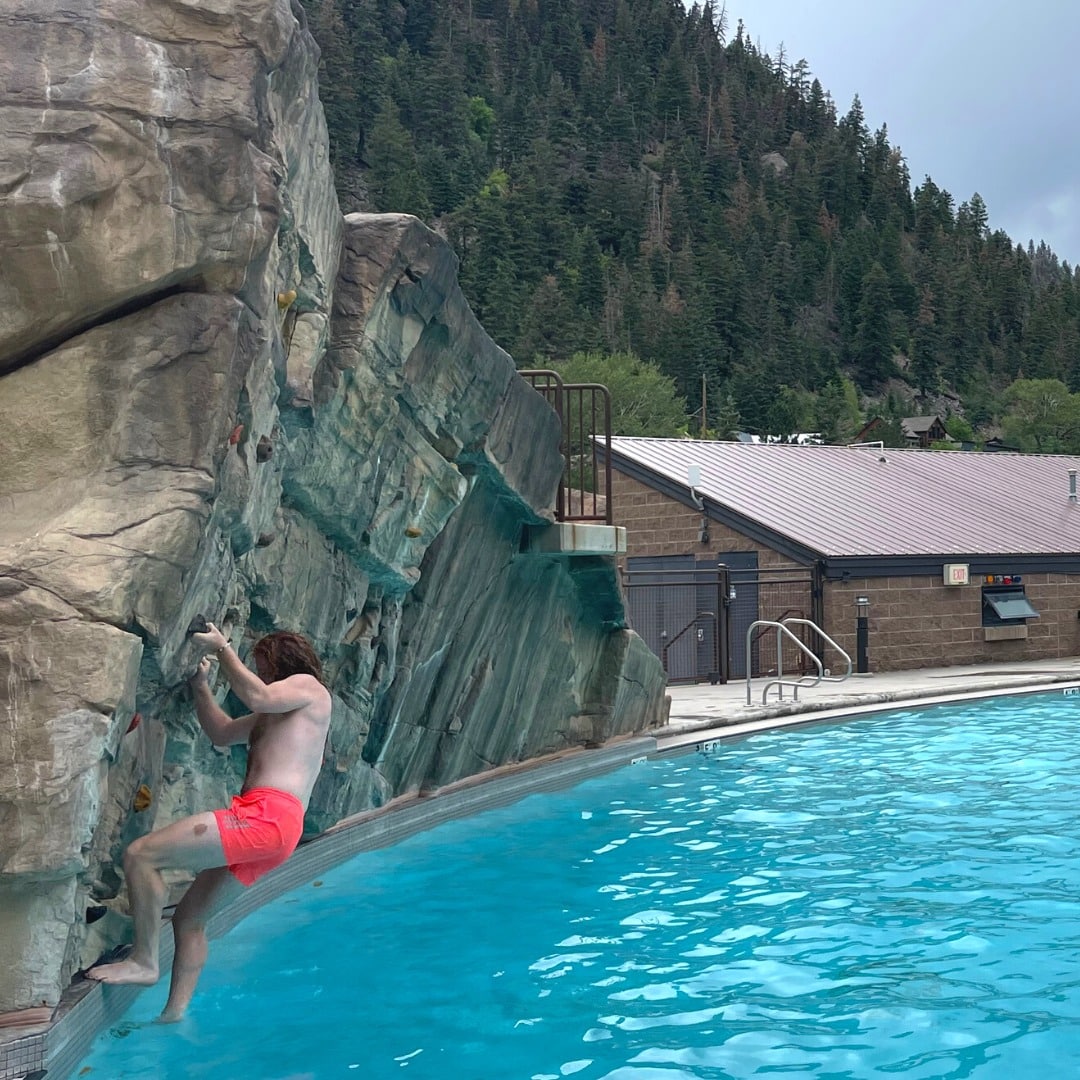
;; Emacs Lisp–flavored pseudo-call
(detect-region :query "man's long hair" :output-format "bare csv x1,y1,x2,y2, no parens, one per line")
252,631,323,684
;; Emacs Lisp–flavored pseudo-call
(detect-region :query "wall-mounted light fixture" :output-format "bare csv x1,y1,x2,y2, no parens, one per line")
855,595,870,673
687,465,708,543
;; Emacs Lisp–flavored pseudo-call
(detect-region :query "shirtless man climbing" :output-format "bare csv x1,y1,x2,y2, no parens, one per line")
87,623,332,1021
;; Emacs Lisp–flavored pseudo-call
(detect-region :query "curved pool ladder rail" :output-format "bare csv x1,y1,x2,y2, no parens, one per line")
746,617,853,706
748,607,810,675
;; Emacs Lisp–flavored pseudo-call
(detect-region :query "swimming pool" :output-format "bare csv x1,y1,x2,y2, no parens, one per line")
72,690,1080,1078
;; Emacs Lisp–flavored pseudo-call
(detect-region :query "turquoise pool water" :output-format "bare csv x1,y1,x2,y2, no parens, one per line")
74,691,1080,1079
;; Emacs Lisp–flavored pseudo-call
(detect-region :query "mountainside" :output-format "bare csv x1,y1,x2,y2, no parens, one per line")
302,0,1080,446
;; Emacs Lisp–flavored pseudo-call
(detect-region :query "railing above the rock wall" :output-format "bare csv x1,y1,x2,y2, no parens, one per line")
520,369,613,525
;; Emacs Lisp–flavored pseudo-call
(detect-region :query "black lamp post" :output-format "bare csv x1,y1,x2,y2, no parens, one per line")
855,595,870,674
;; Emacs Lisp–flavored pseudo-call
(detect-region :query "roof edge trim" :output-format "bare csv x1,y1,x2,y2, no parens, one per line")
823,554,1080,579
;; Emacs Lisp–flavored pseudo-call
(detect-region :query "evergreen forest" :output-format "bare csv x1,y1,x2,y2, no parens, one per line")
299,0,1080,452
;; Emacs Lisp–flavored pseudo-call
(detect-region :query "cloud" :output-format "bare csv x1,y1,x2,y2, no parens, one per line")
719,0,1080,264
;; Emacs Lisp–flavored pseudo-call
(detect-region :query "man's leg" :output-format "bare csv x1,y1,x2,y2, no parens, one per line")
159,866,243,1023
87,810,230,986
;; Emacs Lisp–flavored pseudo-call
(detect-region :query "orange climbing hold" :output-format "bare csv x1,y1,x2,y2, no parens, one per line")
133,784,152,812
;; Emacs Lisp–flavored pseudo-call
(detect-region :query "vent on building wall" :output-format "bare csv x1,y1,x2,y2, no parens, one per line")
982,584,1039,642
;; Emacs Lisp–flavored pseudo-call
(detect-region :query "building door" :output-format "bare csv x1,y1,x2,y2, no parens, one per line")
623,554,698,681
721,564,817,680
716,554,759,679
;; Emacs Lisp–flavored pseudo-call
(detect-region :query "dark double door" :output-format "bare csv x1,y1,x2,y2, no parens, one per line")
623,553,759,682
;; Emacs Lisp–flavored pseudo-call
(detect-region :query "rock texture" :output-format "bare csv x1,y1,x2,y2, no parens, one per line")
0,0,666,1014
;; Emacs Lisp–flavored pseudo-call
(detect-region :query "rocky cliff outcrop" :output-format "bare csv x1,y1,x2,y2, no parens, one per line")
0,0,666,1015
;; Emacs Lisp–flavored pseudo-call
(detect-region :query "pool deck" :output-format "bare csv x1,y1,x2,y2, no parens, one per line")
6,655,1080,1080
657,655,1080,751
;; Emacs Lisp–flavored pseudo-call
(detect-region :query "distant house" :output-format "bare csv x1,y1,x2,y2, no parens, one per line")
984,437,1023,453
900,415,952,446
854,415,952,448
604,438,1080,681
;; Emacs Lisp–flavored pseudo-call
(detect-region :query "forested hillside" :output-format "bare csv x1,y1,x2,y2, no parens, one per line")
299,0,1080,450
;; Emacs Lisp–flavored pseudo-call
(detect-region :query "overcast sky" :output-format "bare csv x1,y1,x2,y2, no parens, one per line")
718,0,1080,266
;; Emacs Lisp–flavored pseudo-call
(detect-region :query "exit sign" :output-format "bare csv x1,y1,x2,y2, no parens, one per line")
944,563,970,586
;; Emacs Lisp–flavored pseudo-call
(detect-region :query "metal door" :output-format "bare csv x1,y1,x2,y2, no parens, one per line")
623,555,747,683
721,564,817,679
623,555,697,680
715,554,759,678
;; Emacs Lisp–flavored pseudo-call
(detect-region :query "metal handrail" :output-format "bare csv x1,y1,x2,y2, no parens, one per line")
782,619,853,685
519,370,613,525
520,369,566,521
660,610,717,674
748,606,808,674
746,617,853,706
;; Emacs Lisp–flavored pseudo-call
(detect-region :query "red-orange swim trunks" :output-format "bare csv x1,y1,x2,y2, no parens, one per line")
213,787,305,886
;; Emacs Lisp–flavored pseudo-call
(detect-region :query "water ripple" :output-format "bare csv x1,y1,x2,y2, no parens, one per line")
74,691,1080,1079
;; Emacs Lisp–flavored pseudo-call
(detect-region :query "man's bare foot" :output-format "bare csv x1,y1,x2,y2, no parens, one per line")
156,1007,185,1024
86,959,159,985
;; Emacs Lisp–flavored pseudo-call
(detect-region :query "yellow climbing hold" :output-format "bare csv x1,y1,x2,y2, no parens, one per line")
133,784,152,812
404,525,422,538
277,289,298,311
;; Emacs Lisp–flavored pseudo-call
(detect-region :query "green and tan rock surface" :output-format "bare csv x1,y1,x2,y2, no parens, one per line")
0,0,666,1014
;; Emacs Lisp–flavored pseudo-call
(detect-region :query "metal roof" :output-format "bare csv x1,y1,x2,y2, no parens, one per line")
607,438,1080,558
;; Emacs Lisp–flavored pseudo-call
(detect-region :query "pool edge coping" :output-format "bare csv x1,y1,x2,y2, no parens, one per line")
654,673,1080,752
7,671,1080,1080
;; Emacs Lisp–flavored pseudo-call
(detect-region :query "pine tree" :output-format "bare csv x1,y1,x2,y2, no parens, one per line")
366,99,432,218
910,288,940,394
853,262,895,387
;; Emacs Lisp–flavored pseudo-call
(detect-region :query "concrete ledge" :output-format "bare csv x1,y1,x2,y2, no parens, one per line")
523,522,626,555
657,669,1080,745
8,736,655,1080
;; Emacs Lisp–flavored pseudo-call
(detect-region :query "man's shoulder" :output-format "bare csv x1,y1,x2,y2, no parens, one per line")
279,672,326,689
283,673,332,709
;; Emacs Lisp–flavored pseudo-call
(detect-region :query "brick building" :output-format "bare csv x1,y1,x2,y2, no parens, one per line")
604,438,1080,679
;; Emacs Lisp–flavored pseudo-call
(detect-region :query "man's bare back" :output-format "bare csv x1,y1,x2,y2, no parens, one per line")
241,690,331,806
